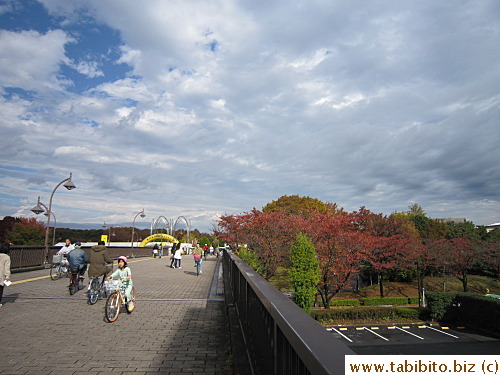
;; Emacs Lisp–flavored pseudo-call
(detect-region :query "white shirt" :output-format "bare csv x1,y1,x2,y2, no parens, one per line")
57,244,74,255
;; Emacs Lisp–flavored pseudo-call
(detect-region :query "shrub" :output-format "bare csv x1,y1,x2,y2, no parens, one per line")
289,233,321,313
426,292,500,334
455,293,500,335
361,297,409,306
426,292,458,321
310,306,426,323
408,296,420,305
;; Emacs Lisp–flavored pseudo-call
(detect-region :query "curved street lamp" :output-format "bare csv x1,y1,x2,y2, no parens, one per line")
31,196,57,245
131,209,146,248
31,173,76,262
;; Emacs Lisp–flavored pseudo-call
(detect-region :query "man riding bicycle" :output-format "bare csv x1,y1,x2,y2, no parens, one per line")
66,242,89,286
56,239,74,269
88,241,112,280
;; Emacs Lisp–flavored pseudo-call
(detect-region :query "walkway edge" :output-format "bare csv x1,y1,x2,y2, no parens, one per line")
223,259,253,375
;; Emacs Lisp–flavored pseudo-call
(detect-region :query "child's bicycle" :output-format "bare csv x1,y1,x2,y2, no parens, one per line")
105,278,137,322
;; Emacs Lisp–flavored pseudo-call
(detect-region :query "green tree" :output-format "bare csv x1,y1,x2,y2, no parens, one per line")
199,236,212,247
407,203,426,216
289,233,321,313
263,195,328,217
445,220,481,242
7,217,45,245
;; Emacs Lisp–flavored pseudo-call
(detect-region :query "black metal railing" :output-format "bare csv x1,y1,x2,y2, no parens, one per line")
10,245,154,270
223,250,355,375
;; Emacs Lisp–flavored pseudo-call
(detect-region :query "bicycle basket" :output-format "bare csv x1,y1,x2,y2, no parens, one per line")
52,254,63,264
106,279,122,292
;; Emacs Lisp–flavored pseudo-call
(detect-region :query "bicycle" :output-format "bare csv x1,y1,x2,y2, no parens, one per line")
69,272,85,295
193,255,202,276
87,275,107,305
87,263,114,305
50,254,71,280
105,278,136,322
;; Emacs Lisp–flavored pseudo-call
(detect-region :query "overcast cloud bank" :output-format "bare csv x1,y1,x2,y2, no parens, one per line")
0,0,499,231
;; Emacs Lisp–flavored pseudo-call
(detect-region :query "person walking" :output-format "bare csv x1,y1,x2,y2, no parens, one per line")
170,243,180,268
88,241,112,279
173,244,182,268
0,242,11,307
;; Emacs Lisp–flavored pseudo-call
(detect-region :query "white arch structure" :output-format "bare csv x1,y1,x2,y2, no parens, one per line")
173,216,191,242
150,215,191,242
151,216,171,235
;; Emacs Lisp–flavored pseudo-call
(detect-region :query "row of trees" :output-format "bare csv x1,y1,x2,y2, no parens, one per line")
0,216,211,246
216,196,499,309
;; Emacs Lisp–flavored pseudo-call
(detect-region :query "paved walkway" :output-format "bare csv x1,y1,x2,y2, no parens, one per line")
0,255,230,375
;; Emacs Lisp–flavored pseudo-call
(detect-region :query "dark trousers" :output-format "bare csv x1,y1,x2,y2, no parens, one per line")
0,284,4,304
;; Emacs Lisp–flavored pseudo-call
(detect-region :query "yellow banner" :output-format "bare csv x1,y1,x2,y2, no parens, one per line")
101,235,108,242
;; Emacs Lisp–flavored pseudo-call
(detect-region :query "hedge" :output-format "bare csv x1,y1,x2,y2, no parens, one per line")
310,306,426,322
361,297,410,306
328,297,419,306
426,292,500,335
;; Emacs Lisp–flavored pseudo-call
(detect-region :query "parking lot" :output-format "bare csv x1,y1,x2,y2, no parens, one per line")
327,324,500,355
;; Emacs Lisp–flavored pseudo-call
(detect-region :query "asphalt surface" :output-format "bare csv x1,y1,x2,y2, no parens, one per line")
0,255,230,375
328,323,500,355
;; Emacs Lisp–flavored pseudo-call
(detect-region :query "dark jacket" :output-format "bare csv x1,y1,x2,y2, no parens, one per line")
66,248,89,273
88,245,112,277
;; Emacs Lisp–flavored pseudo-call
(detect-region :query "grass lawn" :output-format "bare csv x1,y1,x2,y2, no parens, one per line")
333,275,500,300
269,272,499,325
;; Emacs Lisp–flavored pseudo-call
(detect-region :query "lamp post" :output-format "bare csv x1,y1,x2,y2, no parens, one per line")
44,210,57,245
131,209,146,248
31,172,75,262
31,196,57,244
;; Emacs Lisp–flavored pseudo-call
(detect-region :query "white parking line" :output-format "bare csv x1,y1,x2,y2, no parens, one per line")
364,327,389,341
395,326,425,340
426,326,459,338
327,328,354,342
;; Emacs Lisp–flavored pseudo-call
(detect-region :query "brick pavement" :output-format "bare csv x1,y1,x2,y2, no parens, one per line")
0,255,231,375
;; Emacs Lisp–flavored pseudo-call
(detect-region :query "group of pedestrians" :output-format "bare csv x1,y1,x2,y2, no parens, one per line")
169,242,183,268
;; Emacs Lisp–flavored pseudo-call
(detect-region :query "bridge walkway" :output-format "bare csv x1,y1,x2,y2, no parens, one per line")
0,255,230,375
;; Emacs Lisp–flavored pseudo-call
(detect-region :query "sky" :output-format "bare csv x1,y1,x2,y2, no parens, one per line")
0,0,499,232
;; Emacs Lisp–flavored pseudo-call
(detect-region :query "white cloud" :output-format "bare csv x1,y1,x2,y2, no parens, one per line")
0,29,72,92
71,60,104,78
0,0,499,231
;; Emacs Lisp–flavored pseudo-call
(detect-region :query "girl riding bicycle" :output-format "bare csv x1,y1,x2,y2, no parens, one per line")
107,256,133,301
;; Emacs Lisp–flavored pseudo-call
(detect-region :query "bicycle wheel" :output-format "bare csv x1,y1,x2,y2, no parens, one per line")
105,292,121,322
78,277,85,290
196,261,200,276
88,278,100,305
126,287,137,314
50,264,62,280
69,281,77,295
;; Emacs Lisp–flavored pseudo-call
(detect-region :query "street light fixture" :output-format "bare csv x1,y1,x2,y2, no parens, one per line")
31,197,58,249
131,209,146,248
34,173,76,262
